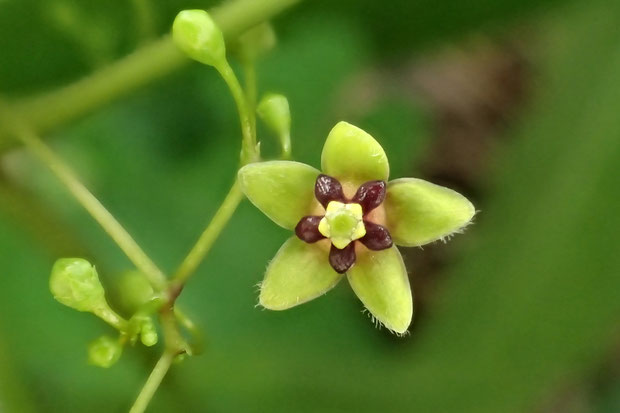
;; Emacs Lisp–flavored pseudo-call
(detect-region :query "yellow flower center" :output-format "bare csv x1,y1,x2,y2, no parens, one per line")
318,201,366,249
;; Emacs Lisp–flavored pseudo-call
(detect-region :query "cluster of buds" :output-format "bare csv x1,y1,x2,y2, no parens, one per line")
50,259,158,367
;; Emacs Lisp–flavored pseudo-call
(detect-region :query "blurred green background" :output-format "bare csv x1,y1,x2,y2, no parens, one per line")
1,0,620,412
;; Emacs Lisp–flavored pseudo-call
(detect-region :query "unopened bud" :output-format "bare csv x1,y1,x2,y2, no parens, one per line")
140,318,158,347
257,94,291,158
50,258,105,312
88,335,122,368
172,9,226,67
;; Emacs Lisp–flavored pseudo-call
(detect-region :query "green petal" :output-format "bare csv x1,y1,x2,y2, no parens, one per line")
347,246,412,334
385,178,476,247
260,237,343,310
238,161,319,229
321,121,389,184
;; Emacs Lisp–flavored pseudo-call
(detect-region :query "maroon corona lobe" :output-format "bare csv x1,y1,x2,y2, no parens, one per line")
295,216,324,243
314,174,345,208
329,243,356,273
360,221,393,250
352,180,386,214
294,174,393,274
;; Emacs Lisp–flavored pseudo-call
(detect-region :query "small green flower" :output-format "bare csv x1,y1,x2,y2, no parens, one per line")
239,121,475,334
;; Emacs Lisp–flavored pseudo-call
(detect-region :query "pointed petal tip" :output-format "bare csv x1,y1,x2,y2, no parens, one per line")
258,290,291,311
321,121,389,184
385,178,476,247
384,312,413,335
348,246,413,336
363,304,412,335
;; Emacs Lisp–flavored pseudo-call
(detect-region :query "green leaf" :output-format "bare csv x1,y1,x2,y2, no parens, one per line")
238,160,319,229
384,178,475,247
260,237,342,310
321,121,389,185
347,246,412,334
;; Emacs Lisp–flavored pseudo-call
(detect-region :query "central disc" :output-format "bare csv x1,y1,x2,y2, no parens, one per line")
318,201,366,249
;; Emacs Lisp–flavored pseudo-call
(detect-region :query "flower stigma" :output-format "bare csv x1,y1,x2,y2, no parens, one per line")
318,201,366,249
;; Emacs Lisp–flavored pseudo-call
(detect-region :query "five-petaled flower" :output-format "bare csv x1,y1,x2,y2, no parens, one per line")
239,122,475,334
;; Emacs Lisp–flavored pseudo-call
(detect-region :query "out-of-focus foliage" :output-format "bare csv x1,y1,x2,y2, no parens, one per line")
1,0,619,412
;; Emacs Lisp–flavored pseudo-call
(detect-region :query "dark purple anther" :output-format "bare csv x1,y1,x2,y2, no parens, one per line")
329,243,356,273
295,176,393,273
360,221,393,251
295,216,325,243
315,174,345,208
352,180,386,214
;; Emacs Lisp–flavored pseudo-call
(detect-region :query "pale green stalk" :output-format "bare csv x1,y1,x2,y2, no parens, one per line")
168,59,259,287
128,350,175,413
171,179,244,286
216,61,258,164
1,0,301,152
242,60,258,139
93,306,129,331
0,103,168,291
0,3,303,412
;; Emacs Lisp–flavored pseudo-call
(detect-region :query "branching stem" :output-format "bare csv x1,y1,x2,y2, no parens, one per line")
171,179,244,286
0,103,168,292
0,2,303,412
0,0,300,153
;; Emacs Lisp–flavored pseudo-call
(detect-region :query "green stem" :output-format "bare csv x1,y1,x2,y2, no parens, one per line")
171,179,244,286
129,307,185,413
10,37,182,146
0,103,168,292
128,350,175,413
0,175,88,255
1,0,301,153
242,60,258,139
93,306,129,331
216,62,258,164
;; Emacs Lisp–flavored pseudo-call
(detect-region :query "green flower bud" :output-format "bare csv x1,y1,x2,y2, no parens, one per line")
257,94,291,158
50,258,106,312
88,335,122,368
232,23,276,62
172,9,226,67
139,317,158,347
